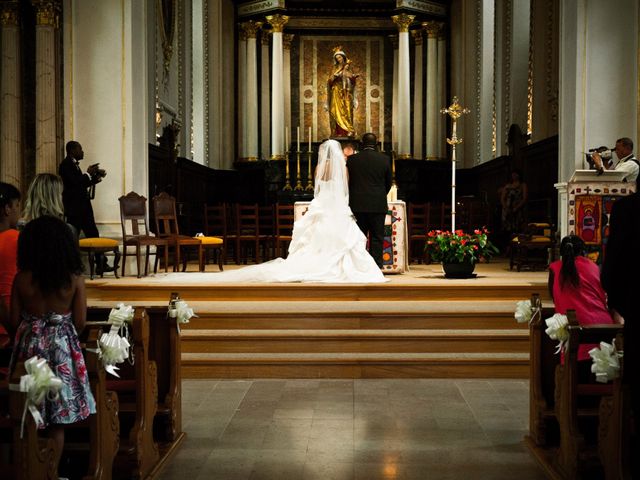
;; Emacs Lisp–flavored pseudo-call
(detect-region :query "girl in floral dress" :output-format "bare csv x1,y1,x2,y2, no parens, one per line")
9,215,96,470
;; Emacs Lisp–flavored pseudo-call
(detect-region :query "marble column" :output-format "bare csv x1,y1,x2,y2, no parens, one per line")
266,14,288,159
237,24,247,159
389,35,398,152
241,20,262,161
437,25,447,159
283,34,294,147
0,1,22,188
423,21,441,160
260,30,270,159
392,14,414,158
411,29,423,160
33,0,60,174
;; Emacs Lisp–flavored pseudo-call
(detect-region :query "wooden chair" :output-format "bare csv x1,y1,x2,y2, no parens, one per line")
199,204,226,271
510,222,555,271
78,237,121,280
119,191,169,277
259,204,275,261
235,204,260,264
275,203,295,258
408,203,429,264
152,192,202,271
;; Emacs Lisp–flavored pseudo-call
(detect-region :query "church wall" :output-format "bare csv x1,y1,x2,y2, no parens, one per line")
558,0,639,184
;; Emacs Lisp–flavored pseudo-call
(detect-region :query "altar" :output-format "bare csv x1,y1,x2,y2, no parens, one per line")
294,201,409,274
555,170,636,263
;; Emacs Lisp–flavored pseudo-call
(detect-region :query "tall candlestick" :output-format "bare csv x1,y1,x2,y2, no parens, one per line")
308,126,311,151
297,125,300,152
285,126,289,151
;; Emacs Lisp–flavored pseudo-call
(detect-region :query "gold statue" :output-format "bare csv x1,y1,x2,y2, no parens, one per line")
326,46,358,138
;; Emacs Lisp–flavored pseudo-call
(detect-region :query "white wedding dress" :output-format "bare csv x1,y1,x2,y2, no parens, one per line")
158,140,386,284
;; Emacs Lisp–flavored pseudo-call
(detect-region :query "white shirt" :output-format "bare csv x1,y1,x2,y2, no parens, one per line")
613,153,639,183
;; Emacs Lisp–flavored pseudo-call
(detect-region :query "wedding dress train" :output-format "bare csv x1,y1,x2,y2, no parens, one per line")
157,140,386,284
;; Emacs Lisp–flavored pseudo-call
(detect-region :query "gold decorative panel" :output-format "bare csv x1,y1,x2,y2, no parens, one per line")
299,36,386,142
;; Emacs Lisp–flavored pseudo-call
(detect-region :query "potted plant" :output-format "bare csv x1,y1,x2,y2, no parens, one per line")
425,228,499,278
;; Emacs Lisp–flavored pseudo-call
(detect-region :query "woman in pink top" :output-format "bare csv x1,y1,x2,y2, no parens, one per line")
0,182,21,340
548,235,613,363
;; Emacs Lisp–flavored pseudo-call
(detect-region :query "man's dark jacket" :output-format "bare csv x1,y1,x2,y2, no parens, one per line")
346,148,392,213
58,156,99,219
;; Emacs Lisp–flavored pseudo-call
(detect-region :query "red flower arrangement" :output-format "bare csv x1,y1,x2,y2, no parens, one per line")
425,228,499,264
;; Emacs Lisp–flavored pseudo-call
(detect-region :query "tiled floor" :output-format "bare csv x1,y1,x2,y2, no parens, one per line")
158,379,546,480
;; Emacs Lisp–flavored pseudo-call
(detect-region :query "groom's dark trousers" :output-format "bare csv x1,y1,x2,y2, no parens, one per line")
347,147,392,268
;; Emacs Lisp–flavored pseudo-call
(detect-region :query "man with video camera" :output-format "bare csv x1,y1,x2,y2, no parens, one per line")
590,137,639,183
59,140,112,274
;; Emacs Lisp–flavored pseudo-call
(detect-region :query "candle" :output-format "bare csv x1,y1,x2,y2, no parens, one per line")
308,126,312,151
297,126,300,152
285,126,289,152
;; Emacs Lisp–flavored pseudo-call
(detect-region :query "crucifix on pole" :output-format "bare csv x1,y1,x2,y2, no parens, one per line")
440,97,469,233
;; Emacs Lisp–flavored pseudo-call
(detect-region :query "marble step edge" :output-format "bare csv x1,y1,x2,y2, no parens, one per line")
181,352,530,363
180,328,529,339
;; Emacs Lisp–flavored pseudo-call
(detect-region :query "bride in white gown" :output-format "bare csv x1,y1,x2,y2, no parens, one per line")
160,139,386,284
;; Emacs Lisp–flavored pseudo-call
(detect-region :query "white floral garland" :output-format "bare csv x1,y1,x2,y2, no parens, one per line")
589,340,623,383
9,356,63,437
514,299,533,323
97,303,134,377
545,313,569,354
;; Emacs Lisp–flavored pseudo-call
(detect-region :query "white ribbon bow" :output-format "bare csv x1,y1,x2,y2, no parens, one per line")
9,356,63,438
545,313,569,354
514,300,533,324
169,300,197,325
589,340,623,383
98,303,134,377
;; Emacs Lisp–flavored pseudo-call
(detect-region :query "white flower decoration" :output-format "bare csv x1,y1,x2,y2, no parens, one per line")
545,313,569,354
169,299,197,325
514,300,533,323
588,340,622,383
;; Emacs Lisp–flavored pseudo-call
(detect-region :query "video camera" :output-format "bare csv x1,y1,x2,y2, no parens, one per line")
585,146,613,169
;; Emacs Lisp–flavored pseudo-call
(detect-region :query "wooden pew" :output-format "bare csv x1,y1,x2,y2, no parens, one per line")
554,311,624,479
0,362,60,479
86,307,159,479
597,334,631,480
526,293,560,448
80,327,120,480
147,293,183,443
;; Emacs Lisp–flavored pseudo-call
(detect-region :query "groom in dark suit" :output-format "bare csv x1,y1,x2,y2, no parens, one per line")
346,133,392,268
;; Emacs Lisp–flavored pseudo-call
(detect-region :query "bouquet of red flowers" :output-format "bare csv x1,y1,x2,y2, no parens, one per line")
425,228,499,264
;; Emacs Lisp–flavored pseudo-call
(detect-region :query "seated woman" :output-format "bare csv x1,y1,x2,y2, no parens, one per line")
548,235,614,367
0,182,21,343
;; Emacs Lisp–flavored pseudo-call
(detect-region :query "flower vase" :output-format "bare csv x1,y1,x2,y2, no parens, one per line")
442,261,476,279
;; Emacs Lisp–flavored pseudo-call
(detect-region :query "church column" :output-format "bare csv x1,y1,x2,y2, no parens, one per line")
423,21,441,160
411,29,423,160
389,35,398,151
33,0,61,174
266,14,288,159
241,20,262,161
0,1,22,188
283,34,294,148
437,24,447,159
392,13,414,158
237,24,247,159
260,30,270,159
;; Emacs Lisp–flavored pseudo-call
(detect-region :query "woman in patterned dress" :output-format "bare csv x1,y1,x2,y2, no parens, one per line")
9,215,96,471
